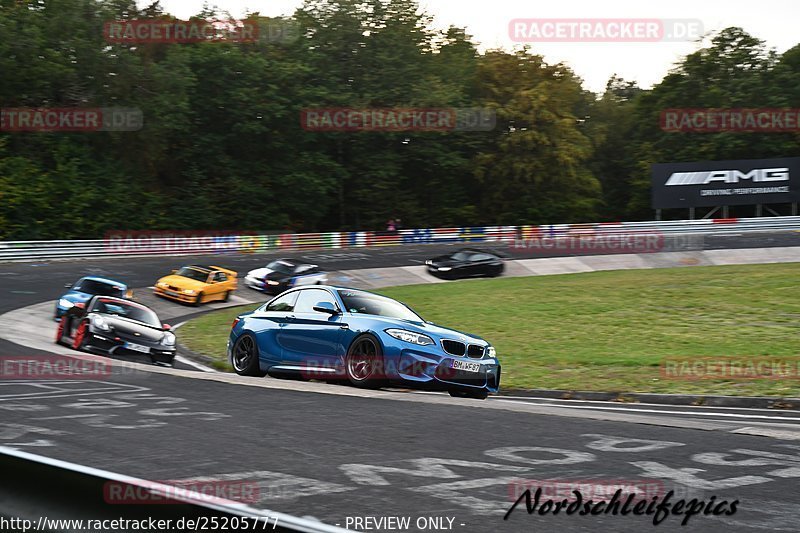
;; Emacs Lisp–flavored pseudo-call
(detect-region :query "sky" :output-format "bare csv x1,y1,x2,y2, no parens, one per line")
141,0,798,93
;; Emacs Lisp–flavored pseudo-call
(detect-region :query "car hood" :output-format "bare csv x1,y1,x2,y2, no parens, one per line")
60,291,92,303
246,267,273,279
157,275,206,290
96,315,165,343
356,315,487,344
428,255,462,267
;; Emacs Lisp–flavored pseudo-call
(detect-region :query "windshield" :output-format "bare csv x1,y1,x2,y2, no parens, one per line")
450,251,471,261
337,290,423,322
266,260,296,275
74,279,124,297
91,299,161,327
174,267,209,282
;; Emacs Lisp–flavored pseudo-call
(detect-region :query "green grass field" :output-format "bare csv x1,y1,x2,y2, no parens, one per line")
179,264,800,396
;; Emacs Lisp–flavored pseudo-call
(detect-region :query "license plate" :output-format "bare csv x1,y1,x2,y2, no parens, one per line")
125,342,151,354
452,360,481,373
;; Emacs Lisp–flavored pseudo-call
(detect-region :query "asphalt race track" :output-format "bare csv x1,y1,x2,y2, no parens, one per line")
1,237,800,532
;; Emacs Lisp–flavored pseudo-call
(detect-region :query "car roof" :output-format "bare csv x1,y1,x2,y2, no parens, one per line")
185,264,213,272
79,276,127,287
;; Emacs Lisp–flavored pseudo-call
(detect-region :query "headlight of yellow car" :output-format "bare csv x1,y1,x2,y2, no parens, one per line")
184,289,197,295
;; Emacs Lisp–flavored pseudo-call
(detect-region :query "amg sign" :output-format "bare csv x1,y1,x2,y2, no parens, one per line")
652,157,800,208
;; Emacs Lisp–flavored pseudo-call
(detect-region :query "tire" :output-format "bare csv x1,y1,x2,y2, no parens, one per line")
449,389,489,400
231,333,266,377
221,290,230,302
344,334,386,389
193,292,204,306
55,316,69,346
72,320,89,352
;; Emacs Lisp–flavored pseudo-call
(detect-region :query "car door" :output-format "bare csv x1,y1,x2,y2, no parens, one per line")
247,291,300,362
206,271,227,300
279,288,345,373
469,252,499,276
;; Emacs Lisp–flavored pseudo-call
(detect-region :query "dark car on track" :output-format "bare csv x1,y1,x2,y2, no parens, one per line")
243,258,328,295
425,248,505,280
54,276,131,320
228,285,500,399
56,295,176,366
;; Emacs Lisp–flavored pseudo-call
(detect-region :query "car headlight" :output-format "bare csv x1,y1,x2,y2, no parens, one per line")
157,282,168,288
162,332,176,346
437,267,451,271
184,289,197,295
266,280,280,285
58,298,74,309
425,260,432,265
91,315,111,331
386,329,435,346
486,346,496,358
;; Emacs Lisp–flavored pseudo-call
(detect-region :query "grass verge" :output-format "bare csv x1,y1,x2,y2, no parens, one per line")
179,264,800,396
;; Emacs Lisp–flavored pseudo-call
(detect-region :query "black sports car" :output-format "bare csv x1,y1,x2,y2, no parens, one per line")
426,248,505,280
56,295,176,366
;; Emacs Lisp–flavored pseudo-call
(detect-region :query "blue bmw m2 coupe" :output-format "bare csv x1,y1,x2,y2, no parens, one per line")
228,286,500,399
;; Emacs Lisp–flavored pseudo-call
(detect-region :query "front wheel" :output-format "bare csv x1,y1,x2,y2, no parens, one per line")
193,292,204,306
345,334,386,388
231,334,266,377
449,389,489,400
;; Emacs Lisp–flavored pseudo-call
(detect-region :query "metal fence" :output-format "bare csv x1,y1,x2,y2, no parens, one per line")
2,216,800,262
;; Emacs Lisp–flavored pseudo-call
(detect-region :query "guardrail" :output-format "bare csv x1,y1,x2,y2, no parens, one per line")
2,216,800,262
0,446,345,533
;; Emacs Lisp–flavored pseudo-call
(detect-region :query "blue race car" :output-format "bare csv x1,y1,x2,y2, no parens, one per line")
55,276,131,320
228,286,500,399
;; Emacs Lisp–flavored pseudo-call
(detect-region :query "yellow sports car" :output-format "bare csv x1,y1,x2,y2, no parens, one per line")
154,264,238,305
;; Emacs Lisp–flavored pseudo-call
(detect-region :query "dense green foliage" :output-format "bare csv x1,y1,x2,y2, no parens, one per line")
1,0,799,239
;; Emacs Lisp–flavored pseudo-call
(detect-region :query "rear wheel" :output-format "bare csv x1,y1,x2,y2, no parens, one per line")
345,334,386,388
231,334,266,377
72,320,89,352
221,290,231,302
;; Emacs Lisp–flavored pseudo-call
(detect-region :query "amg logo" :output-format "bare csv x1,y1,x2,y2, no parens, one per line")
665,168,789,186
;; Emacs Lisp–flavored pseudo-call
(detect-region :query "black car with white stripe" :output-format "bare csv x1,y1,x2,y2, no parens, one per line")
55,295,176,366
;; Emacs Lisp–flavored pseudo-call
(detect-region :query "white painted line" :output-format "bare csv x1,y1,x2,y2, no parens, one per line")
495,395,800,414
493,399,800,422
175,355,217,373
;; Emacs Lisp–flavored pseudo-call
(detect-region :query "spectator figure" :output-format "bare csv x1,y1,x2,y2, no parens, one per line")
386,219,397,232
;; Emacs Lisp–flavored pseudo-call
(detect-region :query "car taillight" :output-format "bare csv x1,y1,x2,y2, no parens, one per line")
231,318,240,329
75,302,85,309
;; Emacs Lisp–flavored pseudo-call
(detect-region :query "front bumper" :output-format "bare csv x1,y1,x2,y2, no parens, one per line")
84,329,175,364
386,342,501,393
244,276,285,294
153,287,198,303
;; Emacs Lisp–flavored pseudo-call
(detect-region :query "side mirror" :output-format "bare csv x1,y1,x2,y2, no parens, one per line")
125,289,134,299
312,301,339,315
162,323,171,330
64,283,72,288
